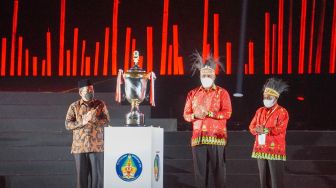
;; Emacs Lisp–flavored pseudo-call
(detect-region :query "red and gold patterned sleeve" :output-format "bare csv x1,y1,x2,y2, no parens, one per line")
209,89,232,120
269,108,289,136
65,103,84,130
183,90,195,122
249,108,261,136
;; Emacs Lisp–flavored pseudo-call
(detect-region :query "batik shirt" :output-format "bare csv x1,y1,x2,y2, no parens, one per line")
183,85,232,146
65,99,110,153
249,104,289,161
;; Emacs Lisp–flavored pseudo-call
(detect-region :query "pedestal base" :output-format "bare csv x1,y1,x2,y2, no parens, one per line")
104,127,163,188
126,111,144,126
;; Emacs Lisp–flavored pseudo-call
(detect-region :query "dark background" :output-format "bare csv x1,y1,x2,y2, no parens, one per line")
0,0,335,130
1,75,335,131
0,0,334,74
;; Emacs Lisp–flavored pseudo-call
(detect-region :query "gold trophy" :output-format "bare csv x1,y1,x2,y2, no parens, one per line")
115,51,156,126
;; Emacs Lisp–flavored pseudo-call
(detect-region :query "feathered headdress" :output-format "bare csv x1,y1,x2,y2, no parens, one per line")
263,78,289,98
190,51,224,76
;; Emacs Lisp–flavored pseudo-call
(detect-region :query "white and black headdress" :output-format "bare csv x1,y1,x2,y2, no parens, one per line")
263,78,289,98
190,51,224,76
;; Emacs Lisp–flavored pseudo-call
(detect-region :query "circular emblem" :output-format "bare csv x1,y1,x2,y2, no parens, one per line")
116,153,143,182
154,154,160,181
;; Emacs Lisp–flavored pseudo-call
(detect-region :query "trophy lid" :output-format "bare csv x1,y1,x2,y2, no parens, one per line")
126,50,146,74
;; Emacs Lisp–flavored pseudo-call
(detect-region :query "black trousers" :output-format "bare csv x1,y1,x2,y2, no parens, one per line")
257,159,284,188
73,152,104,188
192,145,226,188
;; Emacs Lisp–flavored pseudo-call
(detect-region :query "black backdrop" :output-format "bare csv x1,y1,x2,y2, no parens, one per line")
0,0,335,130
0,0,334,74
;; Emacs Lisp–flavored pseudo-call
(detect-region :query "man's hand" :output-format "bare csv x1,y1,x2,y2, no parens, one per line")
254,126,264,134
194,113,206,119
82,115,89,125
82,111,94,125
194,106,208,119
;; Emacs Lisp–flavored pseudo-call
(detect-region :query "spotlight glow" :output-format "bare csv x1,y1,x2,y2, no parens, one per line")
233,93,244,97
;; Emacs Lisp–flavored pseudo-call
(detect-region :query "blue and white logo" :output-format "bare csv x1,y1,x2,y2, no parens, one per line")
116,153,143,182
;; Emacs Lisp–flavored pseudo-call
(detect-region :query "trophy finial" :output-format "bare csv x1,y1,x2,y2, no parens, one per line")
133,50,139,65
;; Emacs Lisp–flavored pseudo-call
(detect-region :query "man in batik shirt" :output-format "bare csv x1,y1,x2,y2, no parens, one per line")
65,79,110,188
249,78,289,188
183,52,232,188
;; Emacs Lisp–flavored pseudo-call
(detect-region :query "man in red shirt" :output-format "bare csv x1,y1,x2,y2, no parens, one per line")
249,78,289,188
184,52,232,188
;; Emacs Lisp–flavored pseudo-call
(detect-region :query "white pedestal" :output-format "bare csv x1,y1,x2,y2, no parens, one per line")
104,127,164,188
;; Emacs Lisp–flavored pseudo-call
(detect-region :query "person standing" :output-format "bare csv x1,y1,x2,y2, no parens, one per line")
183,52,232,188
249,78,289,188
65,79,110,188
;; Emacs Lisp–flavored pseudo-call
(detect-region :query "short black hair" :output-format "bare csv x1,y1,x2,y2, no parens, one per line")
78,79,93,88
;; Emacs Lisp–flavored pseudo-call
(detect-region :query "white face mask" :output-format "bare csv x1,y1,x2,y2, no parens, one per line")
263,98,276,108
201,77,214,89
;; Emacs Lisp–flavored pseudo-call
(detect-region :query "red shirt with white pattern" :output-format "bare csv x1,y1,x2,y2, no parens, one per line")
249,104,289,161
184,85,232,146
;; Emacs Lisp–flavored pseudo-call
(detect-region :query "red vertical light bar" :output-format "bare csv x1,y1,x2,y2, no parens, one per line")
207,44,211,57
80,40,86,76
139,56,143,68
178,57,184,75
308,0,316,74
17,36,23,76
288,0,293,74
214,14,219,74
111,0,119,75
315,0,326,74
173,25,179,75
277,0,284,74
329,0,336,74
33,56,37,77
160,0,169,75
131,39,136,67
10,0,18,76
226,42,232,75
42,59,46,77
25,49,29,76
59,0,66,76
124,27,131,72
1,38,7,76
147,27,153,72
46,30,52,76
167,45,172,75
272,24,277,74
66,50,71,76
103,27,110,76
298,0,307,74
202,0,209,59
248,41,254,74
85,57,91,76
94,42,100,76
244,64,248,75
72,28,78,76
265,12,270,75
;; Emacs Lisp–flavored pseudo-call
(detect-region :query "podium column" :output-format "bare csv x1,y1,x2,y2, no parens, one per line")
104,127,163,188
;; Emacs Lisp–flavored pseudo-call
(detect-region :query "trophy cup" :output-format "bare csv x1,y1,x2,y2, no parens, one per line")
115,51,156,126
